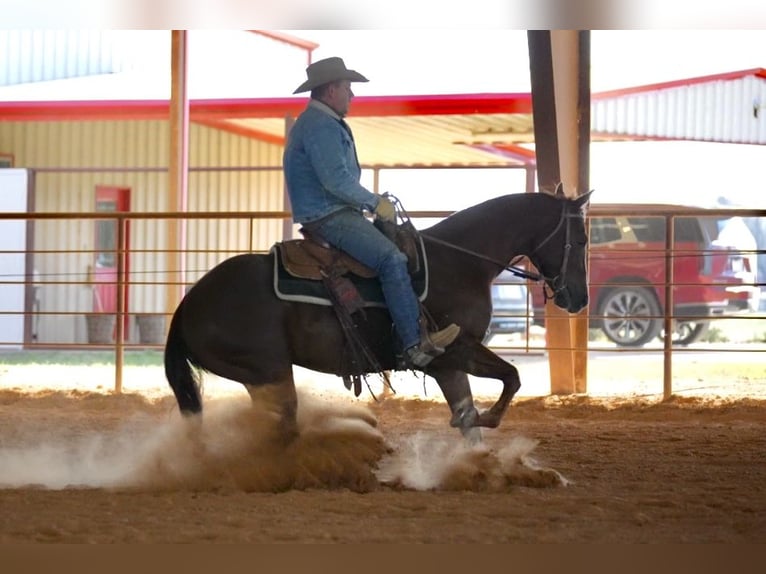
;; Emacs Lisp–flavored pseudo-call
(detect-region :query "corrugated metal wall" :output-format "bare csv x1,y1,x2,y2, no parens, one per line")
0,30,124,86
0,120,286,344
592,76,766,144
187,124,285,275
0,30,310,100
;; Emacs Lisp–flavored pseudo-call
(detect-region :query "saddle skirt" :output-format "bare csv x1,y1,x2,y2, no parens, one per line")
276,239,377,281
271,233,428,308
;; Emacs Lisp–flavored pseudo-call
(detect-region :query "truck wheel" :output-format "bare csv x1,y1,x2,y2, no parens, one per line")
661,321,710,346
599,286,662,347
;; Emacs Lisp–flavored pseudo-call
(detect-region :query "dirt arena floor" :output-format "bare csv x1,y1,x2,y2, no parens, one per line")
1,355,766,543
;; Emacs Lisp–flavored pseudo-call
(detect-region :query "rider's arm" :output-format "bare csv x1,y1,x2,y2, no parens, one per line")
302,119,380,213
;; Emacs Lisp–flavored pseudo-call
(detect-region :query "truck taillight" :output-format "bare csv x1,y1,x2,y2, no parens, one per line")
727,254,749,273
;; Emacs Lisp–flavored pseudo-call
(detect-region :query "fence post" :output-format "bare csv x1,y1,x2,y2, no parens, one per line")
663,216,675,400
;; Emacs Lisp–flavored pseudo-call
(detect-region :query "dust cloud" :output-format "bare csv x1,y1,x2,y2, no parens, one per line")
377,433,569,491
0,389,566,493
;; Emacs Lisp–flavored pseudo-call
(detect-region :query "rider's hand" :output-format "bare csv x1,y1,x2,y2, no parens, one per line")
374,197,396,222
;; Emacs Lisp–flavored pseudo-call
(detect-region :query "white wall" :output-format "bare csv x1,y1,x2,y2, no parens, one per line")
0,169,29,348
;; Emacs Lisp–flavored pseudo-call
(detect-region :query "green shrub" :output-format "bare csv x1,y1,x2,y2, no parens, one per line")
700,326,727,343
0,349,163,366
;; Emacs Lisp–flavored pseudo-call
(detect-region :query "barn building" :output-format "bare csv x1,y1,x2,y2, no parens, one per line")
0,30,764,365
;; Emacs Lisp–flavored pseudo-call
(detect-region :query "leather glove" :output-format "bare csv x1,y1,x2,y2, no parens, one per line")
374,197,396,222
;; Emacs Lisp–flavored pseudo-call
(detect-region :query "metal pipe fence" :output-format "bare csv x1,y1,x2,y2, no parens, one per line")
0,207,764,399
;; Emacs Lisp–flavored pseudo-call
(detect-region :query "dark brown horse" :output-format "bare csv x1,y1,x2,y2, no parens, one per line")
164,188,591,440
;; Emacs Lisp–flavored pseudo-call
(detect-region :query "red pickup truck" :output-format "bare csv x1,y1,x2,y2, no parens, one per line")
527,204,759,346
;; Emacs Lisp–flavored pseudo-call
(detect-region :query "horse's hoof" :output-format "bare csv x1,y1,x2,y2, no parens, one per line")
461,426,483,445
475,410,501,429
450,404,479,429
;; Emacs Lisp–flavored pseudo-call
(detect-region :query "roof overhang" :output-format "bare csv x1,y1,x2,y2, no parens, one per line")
591,68,766,145
0,93,536,168
1,67,764,168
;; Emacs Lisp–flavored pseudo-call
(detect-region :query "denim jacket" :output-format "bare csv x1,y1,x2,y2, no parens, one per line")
283,100,380,224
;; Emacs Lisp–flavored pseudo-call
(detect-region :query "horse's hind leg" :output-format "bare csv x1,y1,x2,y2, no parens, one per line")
245,379,299,444
199,350,299,443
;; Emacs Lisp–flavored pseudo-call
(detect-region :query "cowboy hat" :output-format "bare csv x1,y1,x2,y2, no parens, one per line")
293,57,369,94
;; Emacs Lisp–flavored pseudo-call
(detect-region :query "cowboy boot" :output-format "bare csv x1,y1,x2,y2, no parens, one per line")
406,322,461,368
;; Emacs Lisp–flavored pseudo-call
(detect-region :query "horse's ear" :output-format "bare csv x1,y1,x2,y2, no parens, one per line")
575,189,594,208
553,182,565,198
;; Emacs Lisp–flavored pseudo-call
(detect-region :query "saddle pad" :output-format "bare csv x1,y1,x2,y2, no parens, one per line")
271,236,428,307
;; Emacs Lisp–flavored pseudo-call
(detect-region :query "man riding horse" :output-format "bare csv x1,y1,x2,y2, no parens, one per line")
282,56,461,368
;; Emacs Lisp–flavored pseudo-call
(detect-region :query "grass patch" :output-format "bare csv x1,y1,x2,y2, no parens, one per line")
0,349,164,367
588,328,608,342
700,326,728,343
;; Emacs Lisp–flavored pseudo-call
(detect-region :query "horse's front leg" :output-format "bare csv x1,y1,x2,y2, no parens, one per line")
464,343,522,428
429,368,482,443
429,341,522,430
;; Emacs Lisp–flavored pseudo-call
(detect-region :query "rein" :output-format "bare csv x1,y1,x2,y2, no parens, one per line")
421,235,541,281
419,201,577,296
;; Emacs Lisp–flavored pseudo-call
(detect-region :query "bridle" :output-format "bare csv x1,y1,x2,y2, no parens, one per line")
525,202,579,303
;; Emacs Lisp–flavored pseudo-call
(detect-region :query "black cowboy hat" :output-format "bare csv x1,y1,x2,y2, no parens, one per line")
293,57,369,94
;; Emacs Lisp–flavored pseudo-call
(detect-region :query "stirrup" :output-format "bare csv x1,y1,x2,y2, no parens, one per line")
405,345,437,368
422,323,461,353
405,323,461,368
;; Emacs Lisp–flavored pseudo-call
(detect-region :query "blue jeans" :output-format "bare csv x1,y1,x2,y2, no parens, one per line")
308,209,421,349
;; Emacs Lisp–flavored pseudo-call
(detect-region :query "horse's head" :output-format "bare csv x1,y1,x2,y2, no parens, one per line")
526,188,592,314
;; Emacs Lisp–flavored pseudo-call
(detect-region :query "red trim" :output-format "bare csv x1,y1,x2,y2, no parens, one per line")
195,117,285,146
195,94,533,119
0,68,762,123
249,30,319,52
191,98,306,119
347,93,533,117
490,143,537,160
93,185,131,331
461,143,536,165
0,93,533,122
593,68,766,100
0,100,171,121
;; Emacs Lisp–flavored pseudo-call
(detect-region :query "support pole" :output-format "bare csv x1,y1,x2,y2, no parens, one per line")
527,30,591,395
166,30,189,322
114,215,126,394
573,32,591,393
663,217,675,400
282,115,295,240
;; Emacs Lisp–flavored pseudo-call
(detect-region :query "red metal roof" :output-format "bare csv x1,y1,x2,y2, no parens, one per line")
591,68,766,145
593,68,766,100
0,93,533,122
1,68,763,167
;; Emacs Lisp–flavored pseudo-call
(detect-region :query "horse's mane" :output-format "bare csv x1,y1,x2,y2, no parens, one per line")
422,192,563,239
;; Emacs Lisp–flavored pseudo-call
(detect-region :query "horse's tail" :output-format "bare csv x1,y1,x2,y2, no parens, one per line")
163,301,203,415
